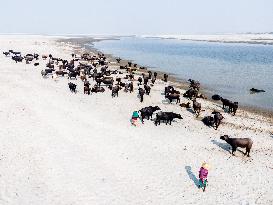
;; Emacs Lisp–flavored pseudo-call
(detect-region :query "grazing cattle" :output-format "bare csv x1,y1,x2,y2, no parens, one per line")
220,135,253,157
112,86,120,97
68,72,78,80
151,77,156,84
192,99,201,117
144,84,151,95
102,77,114,86
91,86,105,93
84,85,91,95
138,77,143,85
163,74,168,82
166,93,180,104
138,88,145,102
165,86,174,95
221,98,239,115
55,70,67,76
154,72,157,79
212,111,224,130
12,51,21,56
42,55,48,60
12,56,23,63
95,78,103,87
155,112,183,126
229,102,238,116
180,102,191,108
202,116,215,127
139,106,161,123
148,71,152,79
3,52,10,56
34,63,39,66
143,77,149,85
46,63,54,69
183,88,198,99
129,82,133,93
80,75,87,82
68,82,77,93
188,79,200,91
220,97,231,109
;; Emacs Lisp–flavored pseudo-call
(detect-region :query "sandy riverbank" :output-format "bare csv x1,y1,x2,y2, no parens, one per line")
0,35,272,205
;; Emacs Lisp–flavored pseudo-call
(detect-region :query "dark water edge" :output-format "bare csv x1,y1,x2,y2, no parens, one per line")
58,37,273,120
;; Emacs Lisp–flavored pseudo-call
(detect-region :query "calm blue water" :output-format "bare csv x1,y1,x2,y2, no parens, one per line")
93,37,273,111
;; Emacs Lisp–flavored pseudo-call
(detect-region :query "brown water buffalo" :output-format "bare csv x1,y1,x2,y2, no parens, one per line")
192,99,201,117
220,135,253,157
180,102,191,108
166,93,180,104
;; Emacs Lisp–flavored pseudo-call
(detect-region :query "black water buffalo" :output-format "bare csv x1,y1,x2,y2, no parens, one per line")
139,106,161,123
202,116,215,127
183,88,198,99
3,52,10,56
155,112,183,126
212,111,224,130
220,135,253,157
84,83,91,95
138,88,145,102
68,71,78,80
212,94,221,101
163,74,168,82
221,98,238,115
144,84,151,95
91,86,105,93
12,55,23,63
68,82,77,93
229,102,238,115
192,99,201,117
112,85,120,97
250,88,265,93
188,79,200,91
166,93,180,104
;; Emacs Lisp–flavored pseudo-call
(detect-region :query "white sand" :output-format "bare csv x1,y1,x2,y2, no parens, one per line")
142,34,273,45
0,35,272,205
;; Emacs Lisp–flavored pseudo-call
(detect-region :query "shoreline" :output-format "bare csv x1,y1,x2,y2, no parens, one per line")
59,36,273,121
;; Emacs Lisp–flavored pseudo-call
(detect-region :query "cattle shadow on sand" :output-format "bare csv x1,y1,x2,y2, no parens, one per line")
161,99,170,104
186,108,195,114
185,166,199,187
211,140,231,154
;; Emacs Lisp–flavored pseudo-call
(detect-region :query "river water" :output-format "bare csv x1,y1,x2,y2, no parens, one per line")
93,37,273,111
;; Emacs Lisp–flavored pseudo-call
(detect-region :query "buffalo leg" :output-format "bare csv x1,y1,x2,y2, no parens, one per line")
232,147,237,155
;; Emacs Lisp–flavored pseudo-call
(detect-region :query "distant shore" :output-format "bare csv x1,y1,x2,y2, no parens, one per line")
142,34,273,45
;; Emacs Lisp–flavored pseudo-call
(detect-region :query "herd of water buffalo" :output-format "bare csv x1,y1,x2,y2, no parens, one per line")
2,49,254,157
